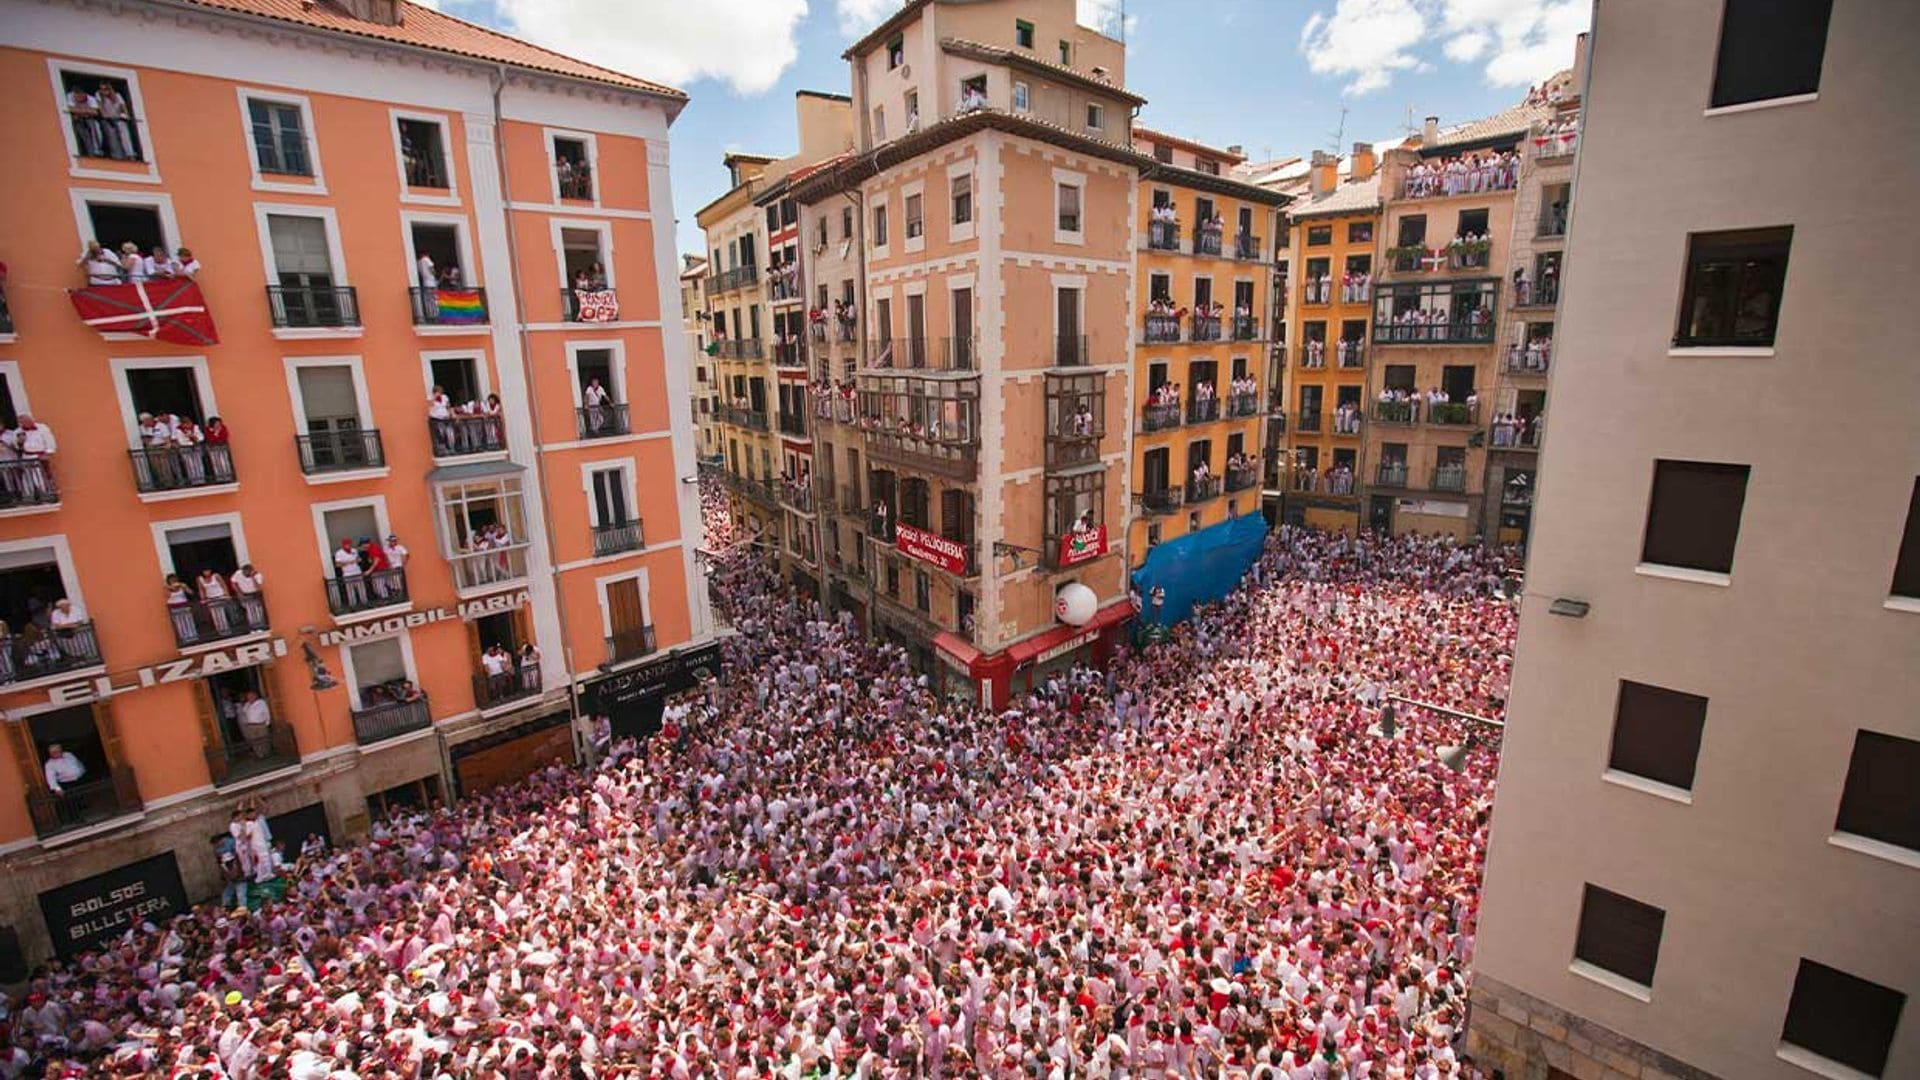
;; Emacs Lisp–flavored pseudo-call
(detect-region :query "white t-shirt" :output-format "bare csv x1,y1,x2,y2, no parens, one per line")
334,547,363,577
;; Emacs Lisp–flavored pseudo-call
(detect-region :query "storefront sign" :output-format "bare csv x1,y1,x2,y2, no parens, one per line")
45,638,289,707
1034,626,1104,666
39,852,187,959
1055,523,1108,568
318,590,530,646
895,524,969,575
590,640,723,715
1395,498,1469,519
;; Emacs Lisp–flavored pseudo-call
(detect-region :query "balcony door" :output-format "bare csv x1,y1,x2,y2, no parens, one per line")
164,523,239,589
85,202,167,255
195,665,283,782
14,701,129,834
592,468,631,527
269,213,338,320
1143,447,1170,492
409,222,464,287
346,637,410,710
429,356,482,406
297,365,370,469
561,228,606,283
605,577,649,655
127,367,205,425
1056,286,1081,365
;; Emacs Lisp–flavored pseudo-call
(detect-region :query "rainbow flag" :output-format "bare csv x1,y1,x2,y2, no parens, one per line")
434,288,487,324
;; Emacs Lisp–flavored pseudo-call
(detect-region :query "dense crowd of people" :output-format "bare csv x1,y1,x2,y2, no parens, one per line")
4,483,1521,1078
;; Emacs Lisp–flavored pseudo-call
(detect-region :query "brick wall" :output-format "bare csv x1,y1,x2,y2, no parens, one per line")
1465,974,1721,1080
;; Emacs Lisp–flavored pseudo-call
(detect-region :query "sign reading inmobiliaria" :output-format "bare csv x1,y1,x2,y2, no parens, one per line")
1056,523,1108,568
895,523,970,576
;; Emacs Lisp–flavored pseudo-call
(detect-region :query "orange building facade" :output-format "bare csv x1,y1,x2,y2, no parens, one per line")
0,0,712,964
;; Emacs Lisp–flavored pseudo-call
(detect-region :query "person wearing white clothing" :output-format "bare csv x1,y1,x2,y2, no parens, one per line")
42,743,86,794
236,690,273,759
583,378,611,434
333,539,367,609
15,415,55,500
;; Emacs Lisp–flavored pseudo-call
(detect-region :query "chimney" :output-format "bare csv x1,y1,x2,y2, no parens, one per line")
1349,141,1376,182
1422,116,1440,145
1227,144,1244,157
330,0,403,25
1310,151,1338,196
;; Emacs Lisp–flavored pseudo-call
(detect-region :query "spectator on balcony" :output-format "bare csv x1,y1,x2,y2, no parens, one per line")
164,573,197,642
95,81,136,160
1150,202,1178,225
333,538,368,608
1072,400,1094,436
582,377,612,435
229,564,265,616
66,84,105,157
959,82,989,112
375,534,409,603
482,643,515,700
1190,458,1213,488
195,566,235,635
78,241,123,285
1511,266,1530,306
48,598,88,660
172,416,207,485
15,415,55,499
518,641,541,679
235,689,273,760
42,743,85,795
114,242,149,284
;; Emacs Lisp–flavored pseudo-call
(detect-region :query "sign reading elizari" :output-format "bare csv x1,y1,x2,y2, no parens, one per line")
39,852,187,959
46,638,290,707
318,590,530,647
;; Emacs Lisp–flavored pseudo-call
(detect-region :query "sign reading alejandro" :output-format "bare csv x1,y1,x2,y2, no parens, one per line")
591,640,723,737
40,852,187,959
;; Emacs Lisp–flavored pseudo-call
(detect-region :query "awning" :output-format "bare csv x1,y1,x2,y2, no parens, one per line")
1004,598,1135,667
933,631,983,671
427,459,526,484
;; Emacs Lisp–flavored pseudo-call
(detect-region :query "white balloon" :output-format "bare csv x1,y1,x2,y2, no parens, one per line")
1054,582,1098,626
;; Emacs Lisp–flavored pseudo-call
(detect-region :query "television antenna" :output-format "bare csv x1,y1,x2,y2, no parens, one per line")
1327,106,1348,154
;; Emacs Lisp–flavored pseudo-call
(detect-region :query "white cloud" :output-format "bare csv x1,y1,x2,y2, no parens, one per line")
1299,0,1586,95
835,0,893,35
1299,0,1430,96
494,0,809,96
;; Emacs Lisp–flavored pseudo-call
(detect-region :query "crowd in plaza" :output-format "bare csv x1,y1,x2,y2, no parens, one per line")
1,481,1520,1078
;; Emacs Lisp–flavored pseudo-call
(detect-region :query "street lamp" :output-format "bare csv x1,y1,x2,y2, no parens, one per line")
1368,694,1503,771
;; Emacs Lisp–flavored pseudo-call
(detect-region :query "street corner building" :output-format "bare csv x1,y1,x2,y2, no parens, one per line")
0,0,716,965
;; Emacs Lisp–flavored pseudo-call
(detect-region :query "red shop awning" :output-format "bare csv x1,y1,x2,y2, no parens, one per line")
1004,599,1135,667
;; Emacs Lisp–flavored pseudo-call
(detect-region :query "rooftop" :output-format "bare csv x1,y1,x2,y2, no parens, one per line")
176,0,686,102
1133,125,1245,164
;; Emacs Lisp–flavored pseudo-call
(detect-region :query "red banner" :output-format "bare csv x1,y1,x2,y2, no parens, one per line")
68,280,219,345
572,288,620,322
1056,523,1108,568
895,523,969,576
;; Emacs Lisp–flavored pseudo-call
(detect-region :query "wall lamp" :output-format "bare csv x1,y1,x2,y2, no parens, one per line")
1548,597,1590,619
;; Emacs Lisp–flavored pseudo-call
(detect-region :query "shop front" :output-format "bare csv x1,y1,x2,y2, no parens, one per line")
448,710,574,797
934,597,1134,709
587,638,724,741
38,851,188,960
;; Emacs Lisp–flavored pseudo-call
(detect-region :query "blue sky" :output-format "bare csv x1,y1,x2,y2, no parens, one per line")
430,0,1587,257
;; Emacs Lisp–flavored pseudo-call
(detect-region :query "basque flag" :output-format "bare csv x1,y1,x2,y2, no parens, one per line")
68,280,220,345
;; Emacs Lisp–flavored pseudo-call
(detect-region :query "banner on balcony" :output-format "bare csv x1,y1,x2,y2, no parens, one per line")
1056,522,1108,568
572,288,619,322
433,287,487,324
67,280,219,345
895,523,969,576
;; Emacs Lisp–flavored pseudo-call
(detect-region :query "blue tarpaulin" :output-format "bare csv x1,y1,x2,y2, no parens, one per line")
1130,513,1269,626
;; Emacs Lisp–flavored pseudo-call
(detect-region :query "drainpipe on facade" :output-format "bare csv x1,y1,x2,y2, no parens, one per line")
491,65,587,763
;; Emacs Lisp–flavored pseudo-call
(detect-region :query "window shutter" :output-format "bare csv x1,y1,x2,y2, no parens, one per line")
192,680,225,784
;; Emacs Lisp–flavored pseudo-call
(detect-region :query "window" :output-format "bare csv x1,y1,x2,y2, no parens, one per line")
1573,884,1665,989
1056,183,1082,234
85,200,167,256
1086,104,1105,132
1894,479,1920,600
905,193,924,239
915,570,930,612
1059,40,1072,66
873,106,886,142
1012,82,1031,112
904,91,920,131
872,204,889,248
552,136,593,200
1710,0,1832,109
1780,959,1905,1079
396,117,449,189
1834,730,1920,853
886,35,904,69
247,97,312,176
1307,225,1332,246
841,206,854,240
1608,681,1708,792
951,174,972,225
267,213,353,327
438,477,529,589
1348,221,1373,244
1015,20,1035,48
1676,227,1792,347
1641,460,1750,575
346,637,410,709
1153,143,1173,164
58,68,146,163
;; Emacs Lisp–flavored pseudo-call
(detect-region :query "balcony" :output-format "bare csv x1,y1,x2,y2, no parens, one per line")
1336,340,1366,369
1231,316,1260,342
1187,397,1220,424
717,338,765,360
772,340,805,369
1186,477,1222,504
1190,316,1223,343
1295,410,1322,434
717,404,770,432
473,665,542,710
449,544,529,593
1537,127,1579,161
324,568,409,616
1506,341,1552,373
1141,401,1183,433
1538,206,1569,239
0,622,101,686
1375,463,1410,488
1235,233,1264,261
1193,226,1224,257
713,266,759,293
1144,315,1183,344
1427,401,1479,427
942,336,977,371
1298,342,1327,369
1054,334,1089,367
1226,464,1260,492
1447,243,1492,271
779,478,814,512
576,403,632,439
769,273,802,303
27,766,139,839
1514,282,1560,309
606,623,657,664
1146,220,1181,251
205,719,298,786
1431,466,1469,493
722,471,780,508
1372,318,1497,345
267,285,360,329
128,446,234,494
560,287,620,322
592,518,645,557
409,286,489,327
1226,392,1260,418
296,430,385,474
1139,486,1184,515
1302,279,1332,306
558,165,594,201
1387,248,1428,275
1373,400,1419,425
1400,162,1518,200
777,410,809,439
869,336,933,369
166,595,268,649
428,416,505,458
351,696,431,746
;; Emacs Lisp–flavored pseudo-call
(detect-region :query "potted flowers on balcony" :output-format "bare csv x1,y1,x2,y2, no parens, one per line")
1447,233,1493,269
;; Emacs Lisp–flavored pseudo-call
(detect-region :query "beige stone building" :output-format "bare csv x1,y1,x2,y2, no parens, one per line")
679,255,721,464
1469,3,1920,1079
